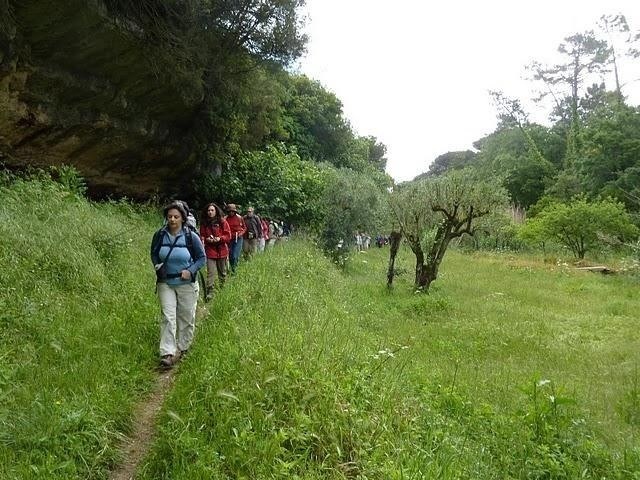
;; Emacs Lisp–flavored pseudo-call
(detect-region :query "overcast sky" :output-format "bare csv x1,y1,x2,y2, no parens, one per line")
298,1,640,182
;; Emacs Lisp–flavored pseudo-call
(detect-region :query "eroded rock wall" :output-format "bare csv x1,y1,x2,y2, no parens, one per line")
1,0,204,198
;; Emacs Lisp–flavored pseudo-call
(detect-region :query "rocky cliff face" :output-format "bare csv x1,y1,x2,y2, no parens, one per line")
1,0,204,198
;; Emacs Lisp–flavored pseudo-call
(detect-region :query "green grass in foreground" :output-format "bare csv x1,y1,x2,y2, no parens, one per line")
2,174,639,478
139,241,640,479
0,174,161,479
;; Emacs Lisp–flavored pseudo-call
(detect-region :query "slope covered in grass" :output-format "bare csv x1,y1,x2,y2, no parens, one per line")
139,242,640,479
0,173,161,478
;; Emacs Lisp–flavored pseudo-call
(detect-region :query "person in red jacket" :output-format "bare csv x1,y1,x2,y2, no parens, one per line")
225,203,246,273
200,203,231,301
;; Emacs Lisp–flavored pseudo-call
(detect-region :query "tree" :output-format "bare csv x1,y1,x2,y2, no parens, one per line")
389,170,508,291
528,31,610,166
194,144,326,227
416,150,477,179
518,197,639,259
281,75,354,166
473,124,562,208
577,100,640,210
317,168,385,265
363,135,388,172
596,14,640,100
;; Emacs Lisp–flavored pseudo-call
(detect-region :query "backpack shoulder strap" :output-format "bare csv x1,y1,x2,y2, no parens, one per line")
185,228,195,261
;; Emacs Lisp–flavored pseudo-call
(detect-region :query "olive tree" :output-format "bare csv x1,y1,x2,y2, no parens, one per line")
317,168,385,266
389,170,508,291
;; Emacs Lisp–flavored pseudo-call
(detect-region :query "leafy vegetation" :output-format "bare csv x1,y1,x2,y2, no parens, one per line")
519,196,639,259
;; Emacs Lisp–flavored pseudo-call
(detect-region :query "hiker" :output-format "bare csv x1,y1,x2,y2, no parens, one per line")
243,206,262,258
200,203,231,302
268,219,279,247
355,232,363,251
259,216,269,252
151,202,205,369
225,203,246,273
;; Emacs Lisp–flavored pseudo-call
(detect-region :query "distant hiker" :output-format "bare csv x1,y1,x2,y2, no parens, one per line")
225,203,246,273
259,216,269,252
363,233,371,249
151,202,205,369
268,219,279,247
200,203,231,302
355,232,363,251
243,206,262,258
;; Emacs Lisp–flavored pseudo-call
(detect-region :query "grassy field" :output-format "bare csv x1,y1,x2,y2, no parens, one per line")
139,240,640,479
1,174,639,478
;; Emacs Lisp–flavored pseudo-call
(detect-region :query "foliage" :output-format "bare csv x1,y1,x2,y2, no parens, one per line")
460,210,523,251
415,150,477,179
518,196,639,259
103,0,307,65
473,125,563,209
390,170,508,289
194,143,327,227
316,168,386,265
577,100,640,209
50,165,87,197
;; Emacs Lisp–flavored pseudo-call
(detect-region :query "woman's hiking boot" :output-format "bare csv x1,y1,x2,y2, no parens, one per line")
160,351,181,369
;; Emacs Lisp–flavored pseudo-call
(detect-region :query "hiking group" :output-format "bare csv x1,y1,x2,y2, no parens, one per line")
150,200,289,369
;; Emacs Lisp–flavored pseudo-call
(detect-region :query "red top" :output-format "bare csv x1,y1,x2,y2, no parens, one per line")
200,219,231,259
225,213,246,242
261,219,270,241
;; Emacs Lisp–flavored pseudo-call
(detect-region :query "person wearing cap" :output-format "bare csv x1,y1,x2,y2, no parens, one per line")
150,202,206,368
243,206,262,257
225,203,246,273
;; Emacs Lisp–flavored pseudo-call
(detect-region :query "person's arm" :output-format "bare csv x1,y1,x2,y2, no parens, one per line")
150,230,162,265
185,233,206,279
219,219,232,244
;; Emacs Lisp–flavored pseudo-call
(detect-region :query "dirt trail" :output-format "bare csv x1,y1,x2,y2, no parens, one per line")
109,369,175,480
109,305,208,480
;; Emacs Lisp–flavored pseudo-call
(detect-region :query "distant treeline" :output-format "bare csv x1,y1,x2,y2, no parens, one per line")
415,15,640,218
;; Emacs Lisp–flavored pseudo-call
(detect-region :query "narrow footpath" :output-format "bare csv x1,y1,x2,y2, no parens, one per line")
108,369,175,480
108,305,209,480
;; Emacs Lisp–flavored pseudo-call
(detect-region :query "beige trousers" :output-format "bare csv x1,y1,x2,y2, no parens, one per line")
157,282,199,356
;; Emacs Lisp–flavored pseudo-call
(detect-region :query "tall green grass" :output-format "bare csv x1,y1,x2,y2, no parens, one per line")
2,172,639,478
139,243,640,478
0,172,161,478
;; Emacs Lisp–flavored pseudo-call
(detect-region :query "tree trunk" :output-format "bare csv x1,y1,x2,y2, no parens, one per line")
415,231,455,291
386,231,402,287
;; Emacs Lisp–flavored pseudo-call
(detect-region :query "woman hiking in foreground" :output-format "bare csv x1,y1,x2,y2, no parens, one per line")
150,202,206,369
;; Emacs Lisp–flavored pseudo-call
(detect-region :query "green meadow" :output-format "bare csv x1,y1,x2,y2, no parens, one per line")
1,176,639,478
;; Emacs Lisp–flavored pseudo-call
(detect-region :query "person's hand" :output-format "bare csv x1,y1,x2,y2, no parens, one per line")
180,270,191,281
214,236,220,242
208,235,214,243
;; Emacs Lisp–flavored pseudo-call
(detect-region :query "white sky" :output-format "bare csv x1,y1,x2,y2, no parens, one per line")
298,1,640,182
